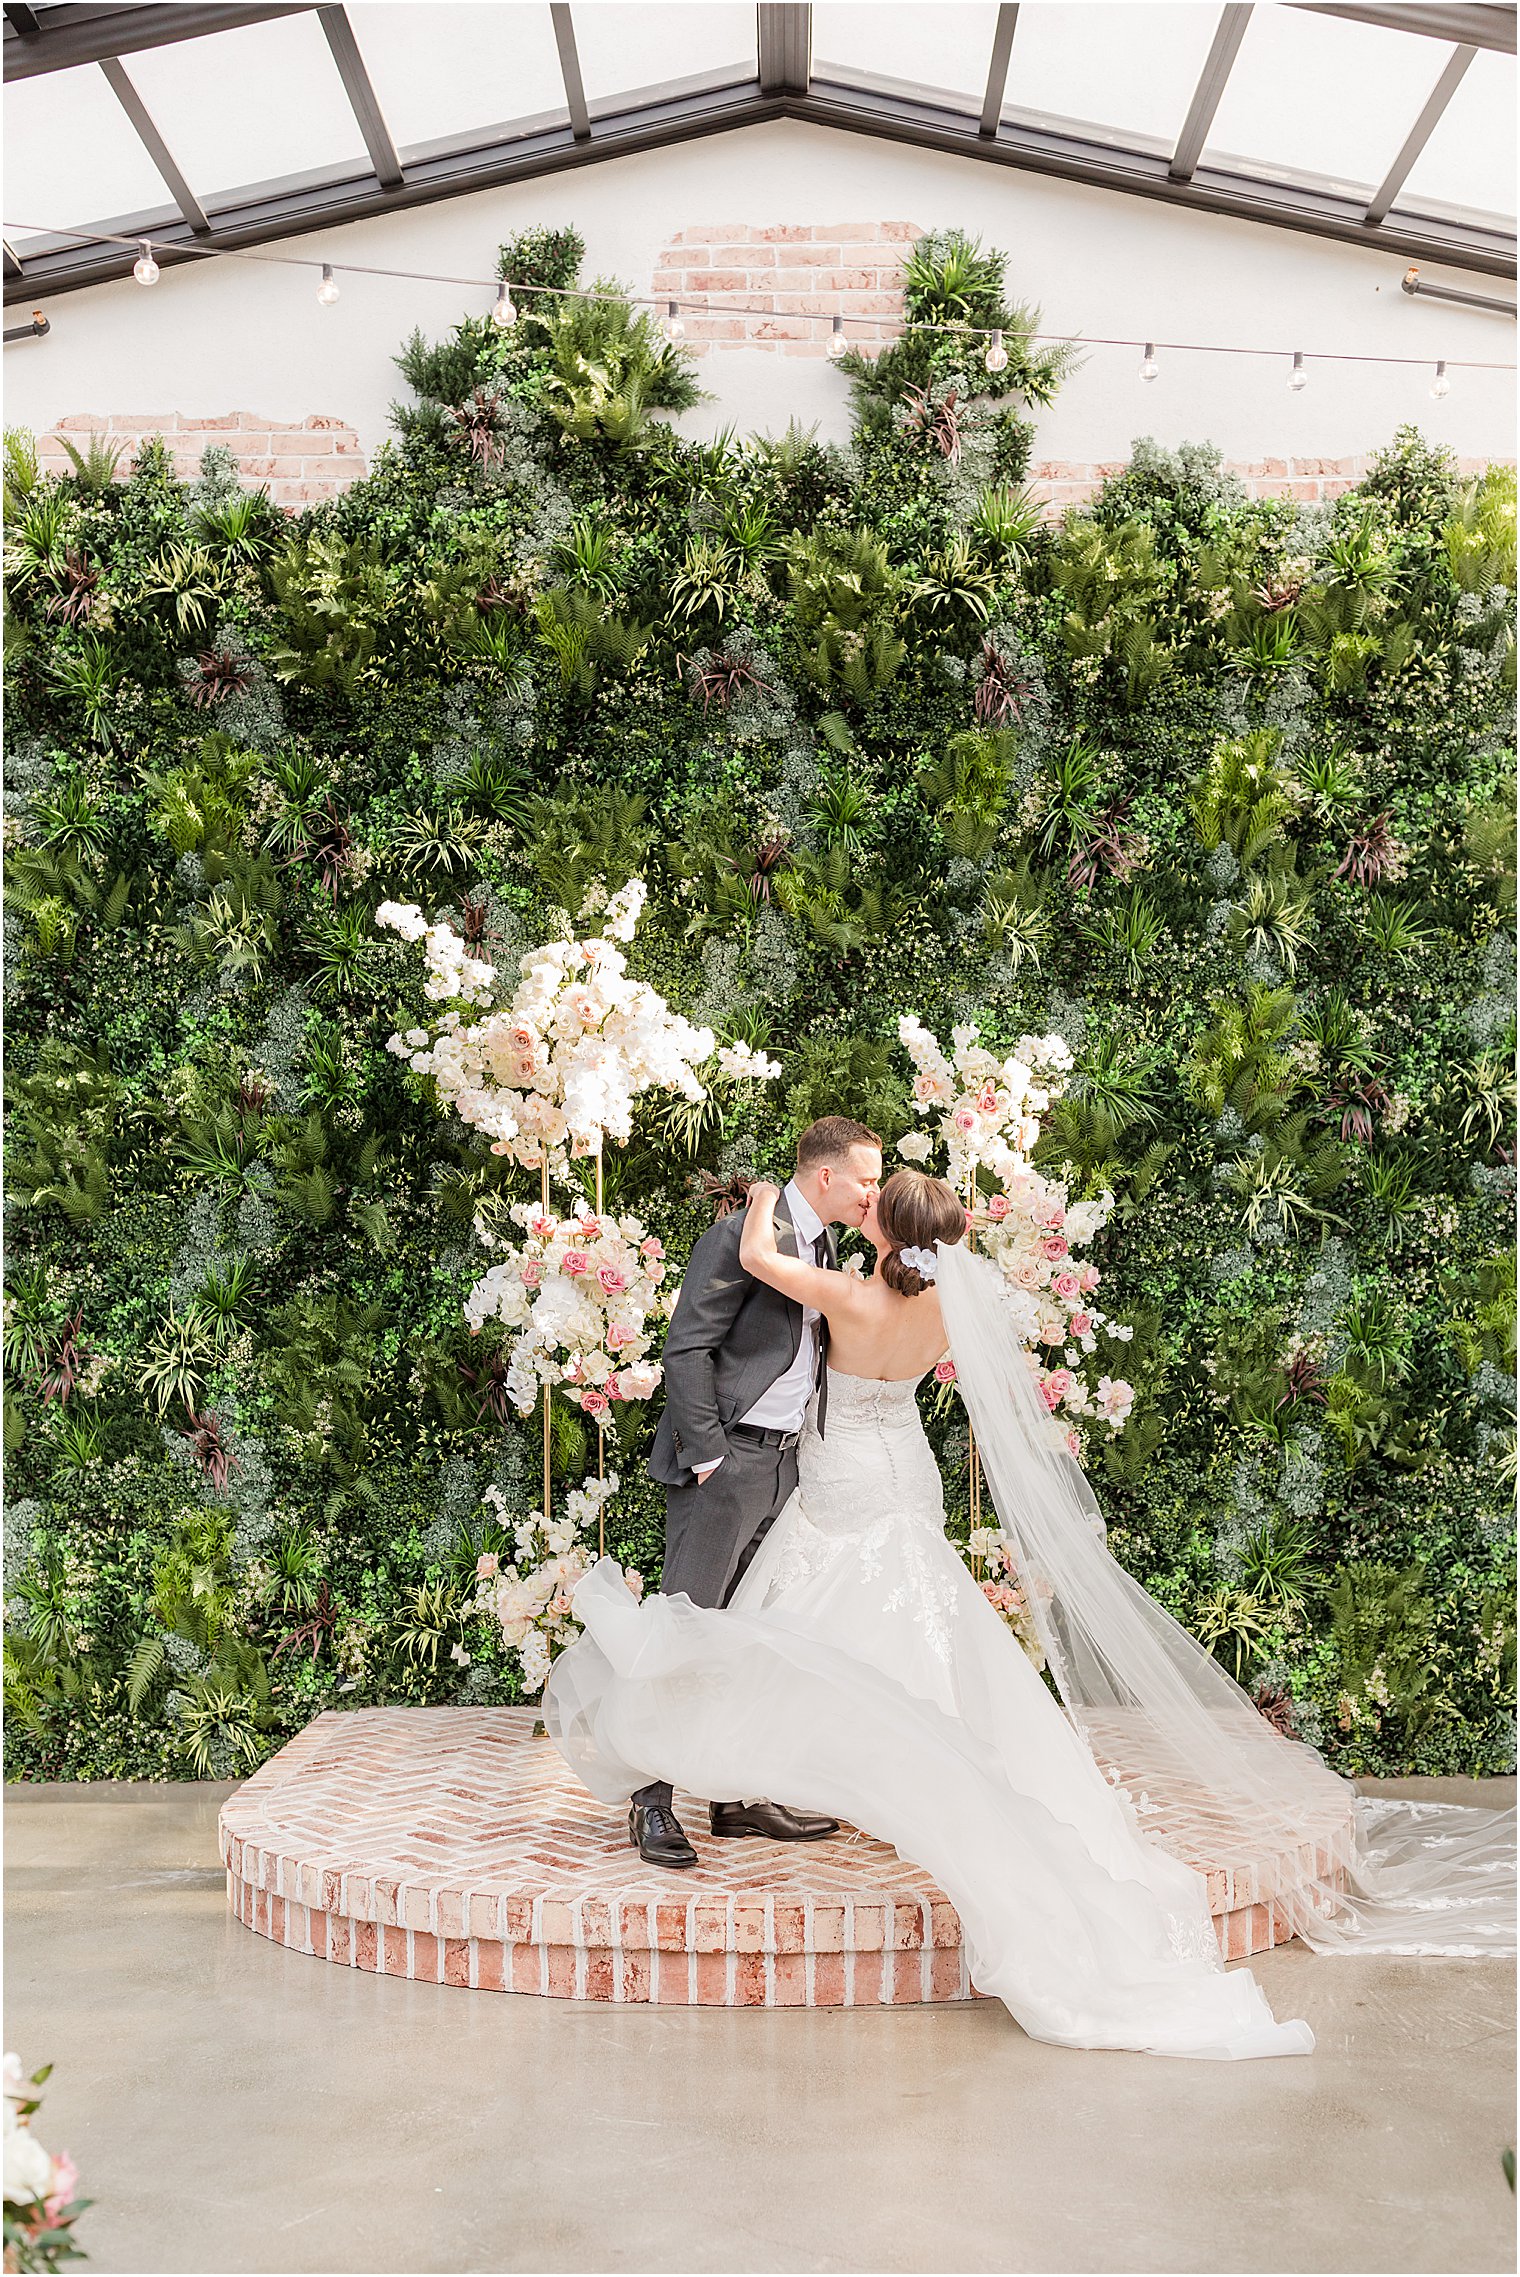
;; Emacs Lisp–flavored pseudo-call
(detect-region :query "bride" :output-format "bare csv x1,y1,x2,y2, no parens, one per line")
546,1169,1515,2061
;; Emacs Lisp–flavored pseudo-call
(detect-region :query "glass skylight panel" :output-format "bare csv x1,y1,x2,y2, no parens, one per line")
122,14,370,207
571,3,755,105
5,63,177,242
1396,49,1515,223
1203,7,1444,196
812,3,1000,110
999,5,1222,150
345,4,568,151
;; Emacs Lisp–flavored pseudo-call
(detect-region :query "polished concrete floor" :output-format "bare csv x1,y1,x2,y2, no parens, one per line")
4,1774,1516,2276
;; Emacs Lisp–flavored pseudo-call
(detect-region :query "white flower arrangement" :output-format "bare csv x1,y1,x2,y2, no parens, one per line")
898,1011,1074,1190
464,1199,670,1420
380,878,778,1182
471,1471,637,1693
897,1013,1135,1449
4,2053,85,2270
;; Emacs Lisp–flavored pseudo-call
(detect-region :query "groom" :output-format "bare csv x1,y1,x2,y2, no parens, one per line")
633,1116,884,1868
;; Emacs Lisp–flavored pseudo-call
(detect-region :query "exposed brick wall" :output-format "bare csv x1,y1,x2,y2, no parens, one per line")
40,410,365,509
651,219,924,355
1029,453,1502,514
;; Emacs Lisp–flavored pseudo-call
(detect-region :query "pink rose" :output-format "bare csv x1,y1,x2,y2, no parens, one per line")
986,1193,1012,1222
1065,1428,1082,1458
952,1106,978,1134
976,1082,999,1113
1039,1379,1061,1410
1053,1271,1080,1301
596,1265,628,1295
476,1552,500,1580
579,1216,603,1241
606,1322,632,1350
1079,1263,1101,1292
529,1212,554,1239
43,2153,78,2225
520,1260,543,1287
508,1024,534,1053
1069,1310,1093,1337
1041,1235,1068,1261
561,1251,589,1277
1044,1367,1074,1402
935,1358,957,1384
581,1388,610,1419
912,1072,940,1102
639,1236,665,1260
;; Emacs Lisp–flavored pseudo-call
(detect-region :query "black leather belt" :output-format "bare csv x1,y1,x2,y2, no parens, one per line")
729,1422,802,1450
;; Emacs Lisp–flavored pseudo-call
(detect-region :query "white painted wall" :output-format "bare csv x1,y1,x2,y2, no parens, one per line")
5,117,1514,467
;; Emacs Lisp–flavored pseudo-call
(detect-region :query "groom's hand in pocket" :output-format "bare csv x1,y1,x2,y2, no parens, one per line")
694,1461,722,1486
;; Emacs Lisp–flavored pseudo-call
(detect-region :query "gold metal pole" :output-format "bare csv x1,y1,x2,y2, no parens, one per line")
595,1145,606,1555
540,1158,552,1535
964,1173,983,1581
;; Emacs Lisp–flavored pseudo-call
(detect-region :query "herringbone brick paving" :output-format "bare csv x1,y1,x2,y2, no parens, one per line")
220,1708,1353,2004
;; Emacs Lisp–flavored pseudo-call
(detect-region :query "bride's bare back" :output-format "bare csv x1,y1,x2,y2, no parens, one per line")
822,1276,948,1382
736,1180,951,1383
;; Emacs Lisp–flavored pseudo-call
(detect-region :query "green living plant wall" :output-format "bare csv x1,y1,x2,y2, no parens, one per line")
3,223,1515,1784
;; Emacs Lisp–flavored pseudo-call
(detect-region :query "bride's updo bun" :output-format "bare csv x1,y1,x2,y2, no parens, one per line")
877,1169,967,1296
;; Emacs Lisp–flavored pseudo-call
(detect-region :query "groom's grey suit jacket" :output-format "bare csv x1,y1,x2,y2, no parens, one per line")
647,1191,838,1488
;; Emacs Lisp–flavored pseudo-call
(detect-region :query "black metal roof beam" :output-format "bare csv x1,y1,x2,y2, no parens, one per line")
5,71,1513,305
98,55,212,231
757,3,809,94
1366,41,1477,223
317,4,403,189
1291,2,1515,51
979,4,1018,137
4,3,317,79
550,3,590,141
1171,4,1254,183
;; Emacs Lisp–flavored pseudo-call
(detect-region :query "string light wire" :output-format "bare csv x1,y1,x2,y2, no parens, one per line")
3,218,1515,372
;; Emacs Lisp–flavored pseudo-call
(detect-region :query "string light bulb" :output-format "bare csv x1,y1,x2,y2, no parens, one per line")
316,262,340,307
1287,351,1308,392
984,328,1008,374
663,299,685,341
827,315,847,359
492,280,517,328
1430,359,1450,399
1138,342,1159,383
132,239,159,286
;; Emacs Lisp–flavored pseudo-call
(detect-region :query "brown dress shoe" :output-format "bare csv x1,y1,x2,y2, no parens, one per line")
709,1799,839,1841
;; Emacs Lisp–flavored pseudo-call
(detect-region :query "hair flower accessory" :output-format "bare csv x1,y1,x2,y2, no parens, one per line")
898,1244,939,1281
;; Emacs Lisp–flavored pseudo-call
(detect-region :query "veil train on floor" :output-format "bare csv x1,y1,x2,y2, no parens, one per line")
933,1237,1517,1957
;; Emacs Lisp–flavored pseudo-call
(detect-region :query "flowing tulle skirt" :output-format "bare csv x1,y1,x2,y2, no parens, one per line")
546,1556,1316,2061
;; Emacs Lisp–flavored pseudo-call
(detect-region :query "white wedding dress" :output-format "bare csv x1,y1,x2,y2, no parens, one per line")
547,1359,1317,2060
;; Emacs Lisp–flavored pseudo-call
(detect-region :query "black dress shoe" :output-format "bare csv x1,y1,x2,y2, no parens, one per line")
709,1799,839,1841
629,1799,699,1870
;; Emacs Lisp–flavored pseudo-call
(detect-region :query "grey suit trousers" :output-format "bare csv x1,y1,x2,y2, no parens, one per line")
631,1434,800,1812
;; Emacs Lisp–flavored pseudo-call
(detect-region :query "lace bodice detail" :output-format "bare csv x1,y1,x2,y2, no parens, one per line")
744,1364,962,1674
821,1365,929,1428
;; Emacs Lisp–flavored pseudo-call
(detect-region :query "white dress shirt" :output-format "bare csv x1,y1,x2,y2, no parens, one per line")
698,1179,826,1476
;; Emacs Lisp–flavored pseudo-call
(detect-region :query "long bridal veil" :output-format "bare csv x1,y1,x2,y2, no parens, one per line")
934,1238,1517,1956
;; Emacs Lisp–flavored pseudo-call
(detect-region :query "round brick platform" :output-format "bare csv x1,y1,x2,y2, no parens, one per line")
219,1707,1354,2006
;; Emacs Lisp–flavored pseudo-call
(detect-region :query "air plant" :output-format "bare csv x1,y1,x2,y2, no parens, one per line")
1335,811,1401,887
971,637,1031,727
699,1170,754,1218
187,648,253,709
37,1308,90,1407
1327,1071,1393,1144
442,384,512,473
457,1346,514,1427
178,1406,242,1493
900,380,967,466
680,647,775,714
43,547,104,626
1277,1351,1329,1412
